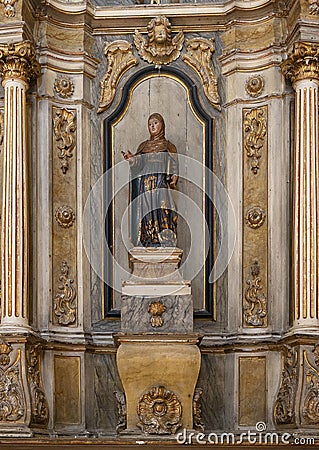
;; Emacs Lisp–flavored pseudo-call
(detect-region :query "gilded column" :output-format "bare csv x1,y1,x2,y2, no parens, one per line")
282,42,319,331
0,41,40,331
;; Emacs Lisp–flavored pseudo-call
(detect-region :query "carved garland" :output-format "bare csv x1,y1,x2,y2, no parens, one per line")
53,108,76,174
0,342,25,421
54,261,77,326
182,38,221,111
274,346,298,425
26,344,49,426
98,40,138,113
243,260,267,327
243,107,267,174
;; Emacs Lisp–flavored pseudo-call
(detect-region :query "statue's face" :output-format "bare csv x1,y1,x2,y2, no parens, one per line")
148,117,162,137
154,24,167,44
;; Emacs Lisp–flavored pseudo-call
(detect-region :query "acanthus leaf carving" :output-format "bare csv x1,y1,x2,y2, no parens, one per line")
53,107,76,174
274,346,298,425
243,260,267,327
137,385,182,435
114,391,127,433
0,41,40,83
182,37,221,111
134,16,184,66
26,344,49,426
193,387,205,432
98,40,138,114
281,42,319,85
54,260,77,326
0,345,25,422
302,346,319,424
243,106,267,175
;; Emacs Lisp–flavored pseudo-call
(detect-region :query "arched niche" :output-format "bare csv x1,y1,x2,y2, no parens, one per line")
103,67,216,318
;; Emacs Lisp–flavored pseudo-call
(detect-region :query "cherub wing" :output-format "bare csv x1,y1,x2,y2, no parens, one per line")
134,30,147,52
172,31,184,51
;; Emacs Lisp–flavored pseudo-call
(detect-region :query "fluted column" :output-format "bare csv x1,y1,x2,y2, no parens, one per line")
0,41,40,331
282,42,319,331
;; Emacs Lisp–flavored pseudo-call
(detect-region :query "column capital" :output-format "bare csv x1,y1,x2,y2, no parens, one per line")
281,41,319,87
0,41,41,85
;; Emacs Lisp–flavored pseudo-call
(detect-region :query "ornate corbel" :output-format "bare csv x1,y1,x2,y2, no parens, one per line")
134,16,184,66
98,40,138,113
182,38,220,111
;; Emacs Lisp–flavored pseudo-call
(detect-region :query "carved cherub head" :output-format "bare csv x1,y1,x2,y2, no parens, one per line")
147,16,172,46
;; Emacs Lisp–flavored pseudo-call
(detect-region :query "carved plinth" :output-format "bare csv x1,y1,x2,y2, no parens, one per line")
114,334,201,434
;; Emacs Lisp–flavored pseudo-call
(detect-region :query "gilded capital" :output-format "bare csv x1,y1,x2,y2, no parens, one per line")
0,41,41,85
281,42,319,86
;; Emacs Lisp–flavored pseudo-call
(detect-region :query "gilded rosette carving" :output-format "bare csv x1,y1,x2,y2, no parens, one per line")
54,261,77,325
243,260,267,327
243,107,267,175
0,41,40,84
55,205,76,228
134,16,184,66
245,206,266,229
281,42,319,86
193,387,204,432
148,301,166,327
182,38,221,111
53,107,76,174
245,75,264,98
0,110,3,149
54,75,74,98
114,391,126,433
26,344,49,426
137,385,182,434
0,343,25,421
274,346,298,425
98,40,138,113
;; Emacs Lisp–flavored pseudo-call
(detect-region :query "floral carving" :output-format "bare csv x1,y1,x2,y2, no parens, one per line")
27,344,49,426
245,206,266,229
137,385,182,434
54,261,77,326
274,346,298,425
193,387,204,432
0,41,40,84
148,301,166,327
98,40,138,114
134,16,184,66
0,348,25,421
243,107,267,175
281,42,319,85
182,38,220,111
54,75,74,98
243,260,267,327
0,110,4,149
53,107,76,174
114,391,126,433
245,75,264,98
55,205,76,228
309,0,319,14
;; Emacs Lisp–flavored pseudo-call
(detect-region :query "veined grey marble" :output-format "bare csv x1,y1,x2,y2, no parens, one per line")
121,295,193,332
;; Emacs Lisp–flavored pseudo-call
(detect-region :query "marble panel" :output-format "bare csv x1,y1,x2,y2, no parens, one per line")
121,295,193,333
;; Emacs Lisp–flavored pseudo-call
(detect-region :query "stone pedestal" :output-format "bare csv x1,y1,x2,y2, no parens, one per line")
116,246,201,435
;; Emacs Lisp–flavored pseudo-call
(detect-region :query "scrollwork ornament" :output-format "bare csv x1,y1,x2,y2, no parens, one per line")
0,41,41,84
243,107,267,175
281,42,319,86
55,205,76,228
137,385,182,434
98,40,138,114
245,75,265,98
54,75,74,98
27,344,49,426
0,348,25,421
53,107,76,174
243,260,267,327
148,301,166,327
245,206,266,229
182,38,221,111
274,346,298,425
134,16,184,66
54,261,77,325
302,350,319,424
